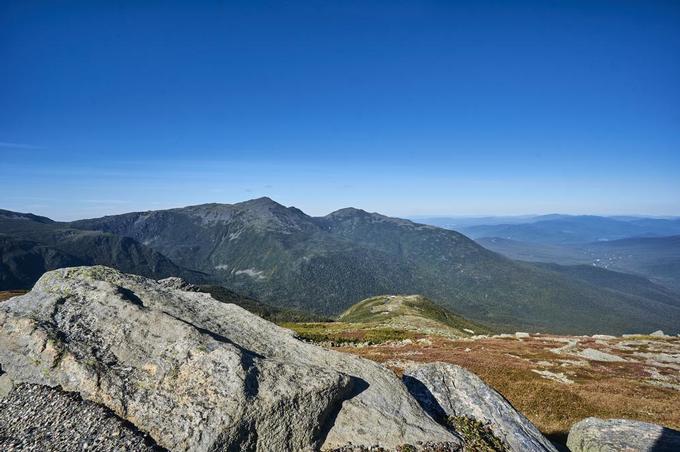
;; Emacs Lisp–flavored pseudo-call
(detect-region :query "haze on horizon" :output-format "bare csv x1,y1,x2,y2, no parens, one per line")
2,1,679,221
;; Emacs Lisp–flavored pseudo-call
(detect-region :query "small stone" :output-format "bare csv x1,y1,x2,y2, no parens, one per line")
574,348,625,362
0,373,14,399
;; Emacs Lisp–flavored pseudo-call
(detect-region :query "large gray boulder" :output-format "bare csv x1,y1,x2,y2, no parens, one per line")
403,362,557,452
567,417,680,452
0,266,458,451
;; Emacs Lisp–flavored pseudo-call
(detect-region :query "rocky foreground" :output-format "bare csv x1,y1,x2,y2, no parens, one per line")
0,266,679,451
326,326,680,444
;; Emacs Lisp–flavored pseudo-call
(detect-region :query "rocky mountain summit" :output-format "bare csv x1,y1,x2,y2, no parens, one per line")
0,266,542,451
0,266,677,451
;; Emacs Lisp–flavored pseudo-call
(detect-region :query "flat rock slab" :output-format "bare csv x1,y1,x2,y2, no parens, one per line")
573,348,626,362
403,362,557,452
567,417,680,452
0,266,458,451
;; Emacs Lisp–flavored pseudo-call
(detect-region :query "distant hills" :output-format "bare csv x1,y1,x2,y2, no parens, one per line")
412,215,541,229
419,213,680,293
442,215,680,245
534,262,680,317
478,235,680,293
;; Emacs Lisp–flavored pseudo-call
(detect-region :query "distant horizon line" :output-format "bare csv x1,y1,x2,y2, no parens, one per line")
3,196,680,222
408,213,680,220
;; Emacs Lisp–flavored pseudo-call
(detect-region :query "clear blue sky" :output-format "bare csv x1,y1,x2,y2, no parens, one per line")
1,0,679,220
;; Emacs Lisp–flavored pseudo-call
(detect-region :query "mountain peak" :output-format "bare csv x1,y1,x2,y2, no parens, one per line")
326,207,383,219
182,197,312,232
236,196,280,207
325,207,430,230
166,197,309,227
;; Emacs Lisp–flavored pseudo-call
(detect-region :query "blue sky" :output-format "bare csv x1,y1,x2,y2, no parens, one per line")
1,0,679,220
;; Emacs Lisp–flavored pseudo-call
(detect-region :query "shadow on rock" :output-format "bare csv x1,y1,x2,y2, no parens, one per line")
316,376,370,447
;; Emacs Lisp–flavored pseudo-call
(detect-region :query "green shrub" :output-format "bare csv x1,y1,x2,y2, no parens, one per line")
446,416,508,452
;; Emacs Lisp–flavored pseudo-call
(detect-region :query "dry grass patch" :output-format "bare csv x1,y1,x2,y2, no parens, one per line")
0,290,26,302
283,321,680,446
331,334,680,443
281,321,420,345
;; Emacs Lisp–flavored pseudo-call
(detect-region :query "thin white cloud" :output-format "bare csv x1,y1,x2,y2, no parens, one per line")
80,199,130,204
0,141,45,150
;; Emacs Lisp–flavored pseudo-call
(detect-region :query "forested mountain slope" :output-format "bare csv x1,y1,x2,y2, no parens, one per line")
0,209,204,290
69,198,680,334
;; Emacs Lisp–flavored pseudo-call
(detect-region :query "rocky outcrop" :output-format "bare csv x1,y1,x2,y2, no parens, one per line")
156,276,199,291
650,330,668,338
403,362,557,452
0,266,458,451
567,417,680,452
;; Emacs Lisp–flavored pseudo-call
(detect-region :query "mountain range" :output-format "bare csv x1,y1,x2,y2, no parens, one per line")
2,198,680,334
439,215,680,244
478,236,680,292
422,214,680,293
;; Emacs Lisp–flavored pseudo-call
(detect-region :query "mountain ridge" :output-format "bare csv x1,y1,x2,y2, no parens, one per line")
338,294,491,337
0,209,207,290
62,198,680,334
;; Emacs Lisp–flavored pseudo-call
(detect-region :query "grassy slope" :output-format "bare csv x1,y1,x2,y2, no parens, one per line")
0,290,27,302
339,294,490,334
284,294,492,344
